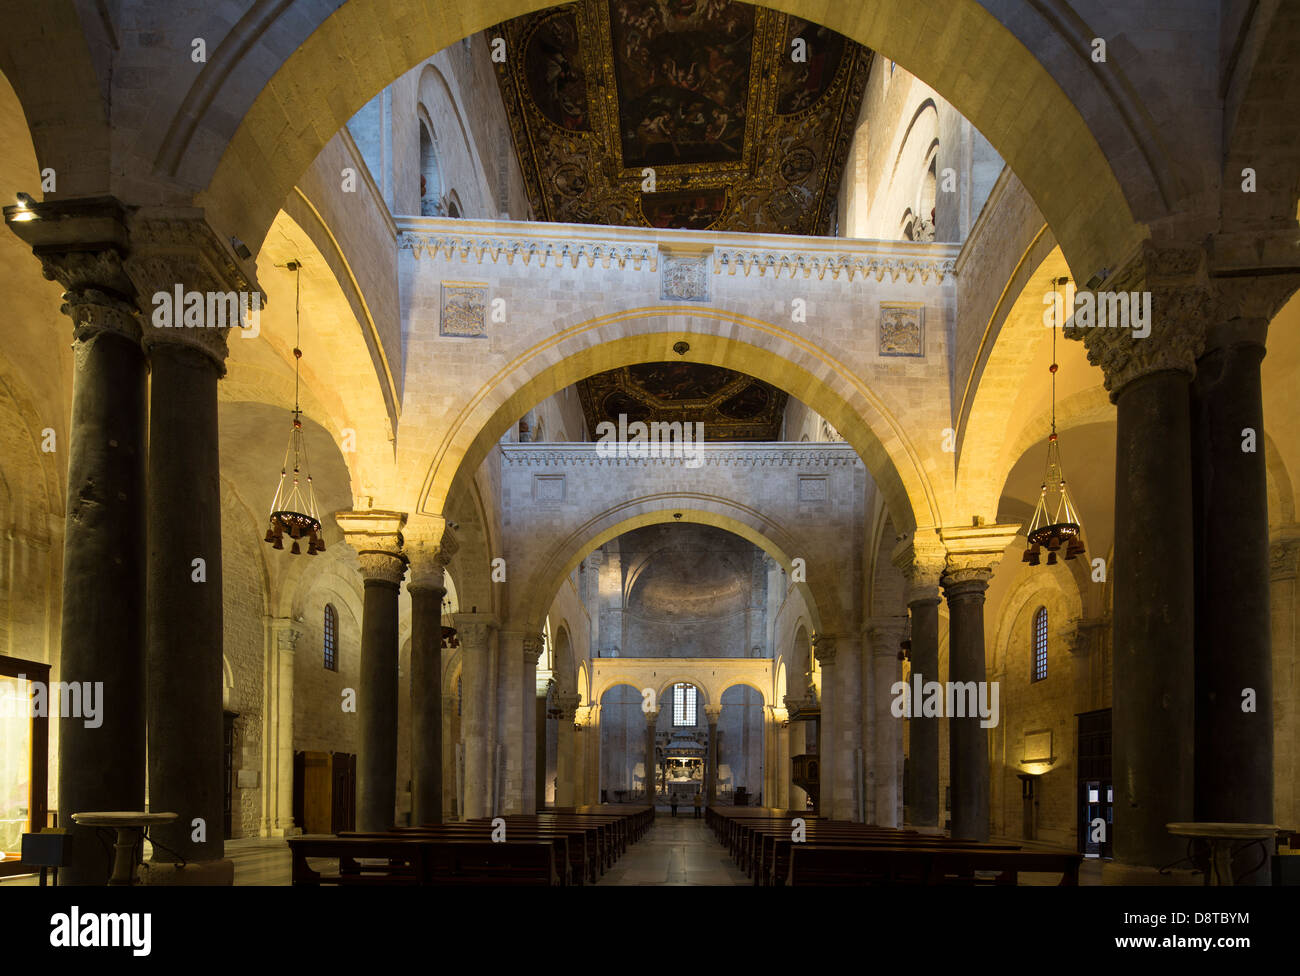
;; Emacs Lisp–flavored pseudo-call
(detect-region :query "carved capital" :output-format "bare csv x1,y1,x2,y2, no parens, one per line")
453,614,496,651
1207,275,1300,351
769,706,789,727
812,634,836,668
337,510,407,585
4,197,142,344
891,534,947,605
125,210,263,375
269,618,303,654
938,523,1018,589
866,616,908,654
554,692,582,720
644,707,660,727
1271,536,1300,581
704,704,723,723
523,633,546,663
1063,241,1210,401
404,514,459,591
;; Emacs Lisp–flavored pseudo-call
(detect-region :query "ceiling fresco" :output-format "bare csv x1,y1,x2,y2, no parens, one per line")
577,362,789,441
491,0,872,234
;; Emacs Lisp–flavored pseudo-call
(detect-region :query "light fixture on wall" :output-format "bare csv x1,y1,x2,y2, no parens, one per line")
264,260,325,556
1023,277,1085,567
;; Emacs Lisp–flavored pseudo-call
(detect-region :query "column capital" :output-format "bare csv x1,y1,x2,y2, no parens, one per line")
554,692,582,720
1270,531,1300,582
1063,240,1210,402
4,196,141,344
769,706,789,726
404,514,458,592
338,510,407,586
523,633,546,663
704,703,723,723
644,707,660,727
866,616,908,654
268,617,304,653
453,613,498,650
124,209,264,376
812,633,837,668
1207,274,1300,352
891,533,947,605
938,523,1019,586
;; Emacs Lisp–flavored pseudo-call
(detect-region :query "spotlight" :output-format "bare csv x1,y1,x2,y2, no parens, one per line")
672,341,690,355
230,235,252,260
11,192,37,222
447,520,459,531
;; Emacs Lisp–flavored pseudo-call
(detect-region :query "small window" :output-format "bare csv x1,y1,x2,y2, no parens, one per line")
1032,606,1048,682
324,603,339,671
673,684,697,726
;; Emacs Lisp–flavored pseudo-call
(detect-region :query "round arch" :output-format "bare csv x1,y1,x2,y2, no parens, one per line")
517,500,831,636
423,311,940,534
189,0,1155,283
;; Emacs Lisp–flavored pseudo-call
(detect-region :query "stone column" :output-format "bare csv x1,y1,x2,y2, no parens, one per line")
454,614,495,819
1191,278,1296,879
128,213,259,879
338,511,407,831
495,630,527,814
816,635,863,821
535,676,550,811
5,198,146,884
1271,534,1300,832
893,538,946,827
771,707,790,809
1065,242,1207,867
442,690,458,820
785,706,807,811
705,704,722,806
867,618,908,827
584,704,602,805
405,517,456,827
942,566,992,842
265,619,302,836
554,693,582,807
644,708,659,806
523,634,544,812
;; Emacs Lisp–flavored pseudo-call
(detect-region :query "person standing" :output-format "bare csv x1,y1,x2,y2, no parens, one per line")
693,791,703,819
670,796,678,817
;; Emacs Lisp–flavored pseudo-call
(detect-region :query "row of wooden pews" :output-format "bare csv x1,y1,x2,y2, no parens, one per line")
287,805,654,886
707,807,1082,886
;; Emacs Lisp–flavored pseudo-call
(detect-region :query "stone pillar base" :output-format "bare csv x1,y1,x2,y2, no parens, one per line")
141,858,235,886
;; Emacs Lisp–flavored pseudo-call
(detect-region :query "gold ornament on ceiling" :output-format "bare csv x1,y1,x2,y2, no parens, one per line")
491,0,872,234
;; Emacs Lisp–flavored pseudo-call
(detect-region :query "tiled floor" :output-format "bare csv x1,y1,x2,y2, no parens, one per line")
595,814,750,885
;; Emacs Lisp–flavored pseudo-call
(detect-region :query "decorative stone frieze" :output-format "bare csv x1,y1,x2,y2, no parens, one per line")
500,442,863,468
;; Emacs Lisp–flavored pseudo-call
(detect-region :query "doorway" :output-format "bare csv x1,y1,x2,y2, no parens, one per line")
1075,708,1113,857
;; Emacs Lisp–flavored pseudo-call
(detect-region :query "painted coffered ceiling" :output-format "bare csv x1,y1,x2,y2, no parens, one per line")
577,361,788,441
491,0,872,234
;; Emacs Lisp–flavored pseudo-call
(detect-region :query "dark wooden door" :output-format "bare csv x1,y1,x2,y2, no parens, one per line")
1076,708,1113,857
331,753,356,833
222,711,237,839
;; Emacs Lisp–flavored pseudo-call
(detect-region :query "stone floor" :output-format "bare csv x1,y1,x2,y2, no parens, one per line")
595,814,750,886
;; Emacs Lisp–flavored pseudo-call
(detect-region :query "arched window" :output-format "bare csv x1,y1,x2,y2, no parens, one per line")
1032,607,1048,682
324,603,338,671
673,684,697,726
419,121,444,217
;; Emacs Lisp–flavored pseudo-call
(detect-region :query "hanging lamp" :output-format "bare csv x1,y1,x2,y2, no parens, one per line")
1023,277,1086,567
264,260,325,556
441,594,459,649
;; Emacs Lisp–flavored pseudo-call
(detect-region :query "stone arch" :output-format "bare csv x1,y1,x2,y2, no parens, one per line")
422,310,939,534
185,0,1156,281
552,622,576,693
719,680,768,704
417,115,444,217
517,500,831,637
415,62,492,217
990,563,1084,681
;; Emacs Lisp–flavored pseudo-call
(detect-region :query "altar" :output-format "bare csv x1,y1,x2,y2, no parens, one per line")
660,730,707,801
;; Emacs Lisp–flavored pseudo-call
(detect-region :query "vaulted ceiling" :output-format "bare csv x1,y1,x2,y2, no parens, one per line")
491,0,872,234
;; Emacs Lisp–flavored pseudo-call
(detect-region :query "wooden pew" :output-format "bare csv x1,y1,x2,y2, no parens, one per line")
785,844,1082,886
288,836,562,886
